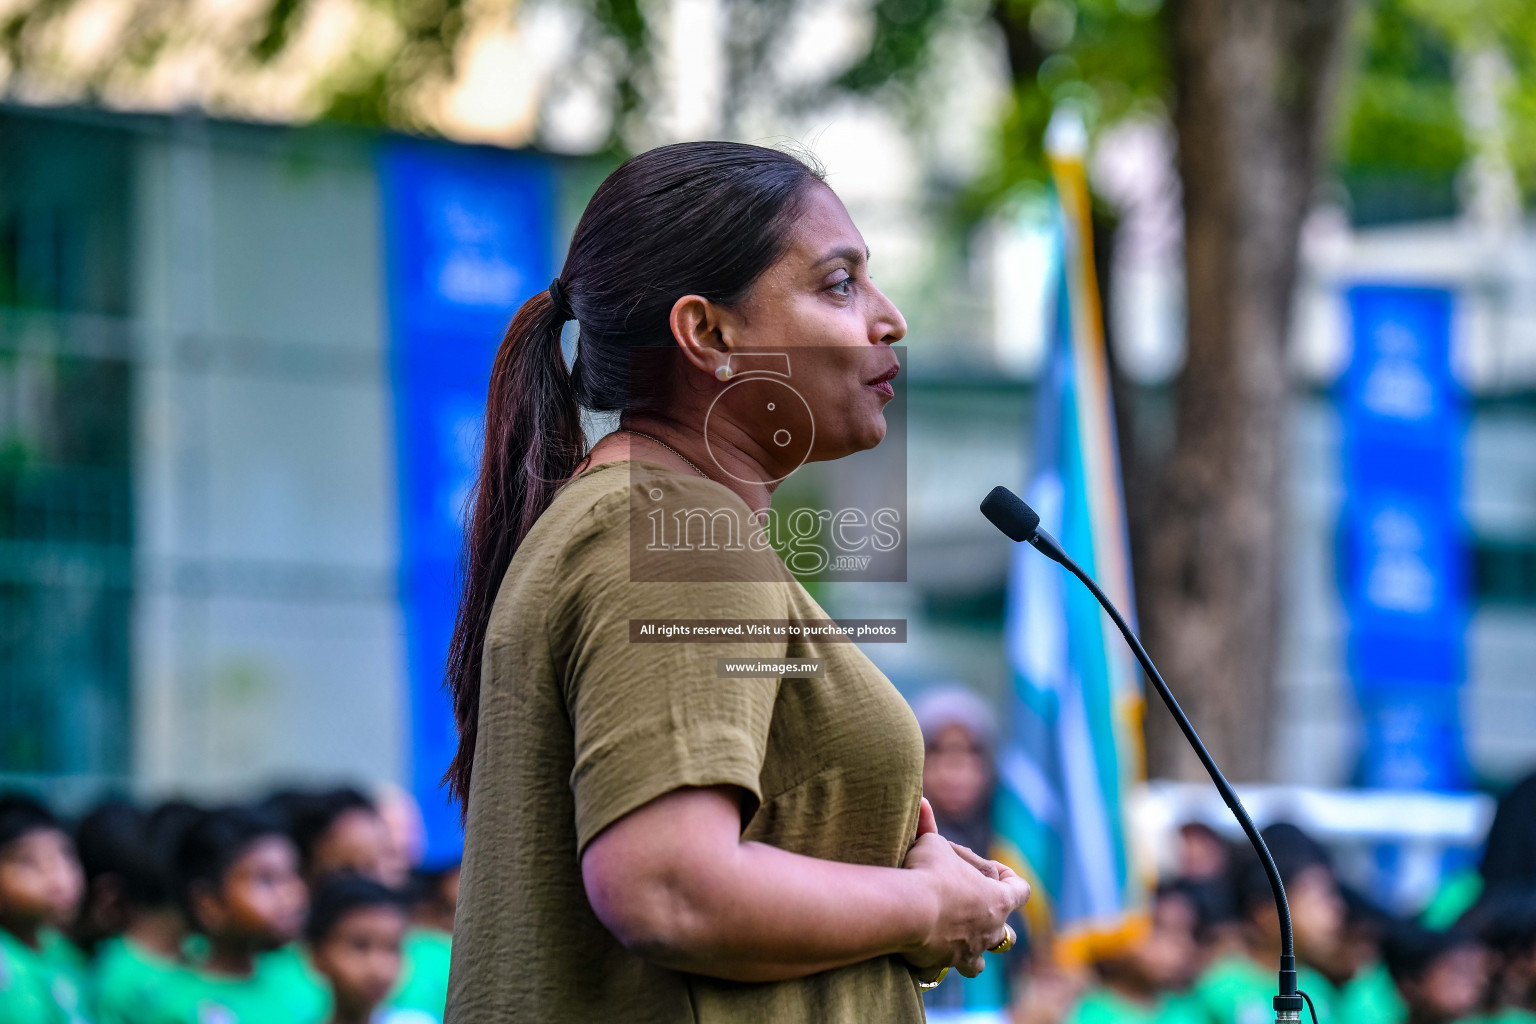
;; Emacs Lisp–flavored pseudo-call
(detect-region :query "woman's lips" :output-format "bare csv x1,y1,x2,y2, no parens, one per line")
864,364,899,398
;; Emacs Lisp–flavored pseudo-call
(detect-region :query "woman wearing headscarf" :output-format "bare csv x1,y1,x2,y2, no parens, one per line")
915,686,1024,1022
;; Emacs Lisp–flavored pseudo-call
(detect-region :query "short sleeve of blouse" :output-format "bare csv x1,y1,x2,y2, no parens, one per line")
549,470,794,854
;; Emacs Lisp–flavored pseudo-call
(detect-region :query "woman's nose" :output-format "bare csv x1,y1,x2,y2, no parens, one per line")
874,290,907,344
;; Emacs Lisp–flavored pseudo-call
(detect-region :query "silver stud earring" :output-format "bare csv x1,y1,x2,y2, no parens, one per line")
715,364,734,382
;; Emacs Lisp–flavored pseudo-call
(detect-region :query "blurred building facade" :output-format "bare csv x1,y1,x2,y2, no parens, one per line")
1,106,408,807
4,100,1536,832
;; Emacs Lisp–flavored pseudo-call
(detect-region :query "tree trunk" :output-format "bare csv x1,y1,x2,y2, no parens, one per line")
1140,0,1353,780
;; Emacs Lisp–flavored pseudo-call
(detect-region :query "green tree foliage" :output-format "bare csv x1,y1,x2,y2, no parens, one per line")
2,0,1533,217
825,0,1535,225
984,0,1164,212
832,0,1164,216
1342,0,1466,175
1338,0,1468,222
319,0,471,131
1394,0,1536,199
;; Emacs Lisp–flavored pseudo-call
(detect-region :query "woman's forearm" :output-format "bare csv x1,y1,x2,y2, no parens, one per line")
641,839,938,981
582,786,940,982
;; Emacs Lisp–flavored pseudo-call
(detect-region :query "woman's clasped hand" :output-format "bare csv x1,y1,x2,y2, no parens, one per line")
900,799,1030,980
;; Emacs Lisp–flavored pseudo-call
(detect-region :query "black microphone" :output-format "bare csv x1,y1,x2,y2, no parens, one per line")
981,485,1308,1024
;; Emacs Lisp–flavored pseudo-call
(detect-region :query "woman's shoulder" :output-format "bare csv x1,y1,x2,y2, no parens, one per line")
562,458,761,511
540,460,791,585
550,459,752,526
507,460,656,569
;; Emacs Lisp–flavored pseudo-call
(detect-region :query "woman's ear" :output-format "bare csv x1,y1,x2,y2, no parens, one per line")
669,294,732,378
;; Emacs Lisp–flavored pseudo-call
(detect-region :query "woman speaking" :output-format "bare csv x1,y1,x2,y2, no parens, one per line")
443,141,1030,1023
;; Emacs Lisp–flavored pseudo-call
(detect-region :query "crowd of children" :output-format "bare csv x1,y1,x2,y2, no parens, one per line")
7,760,1536,1024
911,684,1536,1024
0,787,458,1024
1007,812,1536,1024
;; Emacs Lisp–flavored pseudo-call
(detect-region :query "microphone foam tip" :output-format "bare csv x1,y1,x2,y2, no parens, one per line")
980,486,1041,543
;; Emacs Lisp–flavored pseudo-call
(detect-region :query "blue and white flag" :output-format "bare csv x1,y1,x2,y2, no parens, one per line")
990,111,1149,964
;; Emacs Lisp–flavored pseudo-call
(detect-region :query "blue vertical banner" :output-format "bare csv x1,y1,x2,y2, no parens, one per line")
1340,285,1468,791
379,141,554,864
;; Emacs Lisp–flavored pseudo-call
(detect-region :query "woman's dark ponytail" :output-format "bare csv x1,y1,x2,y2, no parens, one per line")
444,289,583,810
444,141,824,813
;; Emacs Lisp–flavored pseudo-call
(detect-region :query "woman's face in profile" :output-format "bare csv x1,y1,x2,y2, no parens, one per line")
717,182,907,467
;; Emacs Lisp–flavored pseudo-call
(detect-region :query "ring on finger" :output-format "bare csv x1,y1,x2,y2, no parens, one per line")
988,924,1016,954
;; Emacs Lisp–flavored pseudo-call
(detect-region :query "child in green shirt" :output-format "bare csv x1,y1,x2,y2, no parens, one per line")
74,800,202,1024
306,875,420,1024
387,930,449,1023
1064,884,1203,1024
1190,823,1343,1024
268,790,396,889
1464,885,1536,1024
1330,885,1407,1024
0,794,89,1024
385,864,457,1020
1381,922,1488,1024
164,805,328,1024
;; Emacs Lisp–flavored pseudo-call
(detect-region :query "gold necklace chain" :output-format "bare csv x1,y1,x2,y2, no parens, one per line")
616,428,709,480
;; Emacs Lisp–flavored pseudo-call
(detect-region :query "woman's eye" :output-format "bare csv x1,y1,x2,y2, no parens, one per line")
828,276,851,296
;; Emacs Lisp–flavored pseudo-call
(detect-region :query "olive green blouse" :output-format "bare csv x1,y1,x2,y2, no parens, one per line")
446,460,928,1023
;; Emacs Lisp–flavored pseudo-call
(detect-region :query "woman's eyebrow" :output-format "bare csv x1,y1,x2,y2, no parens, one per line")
814,245,870,269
